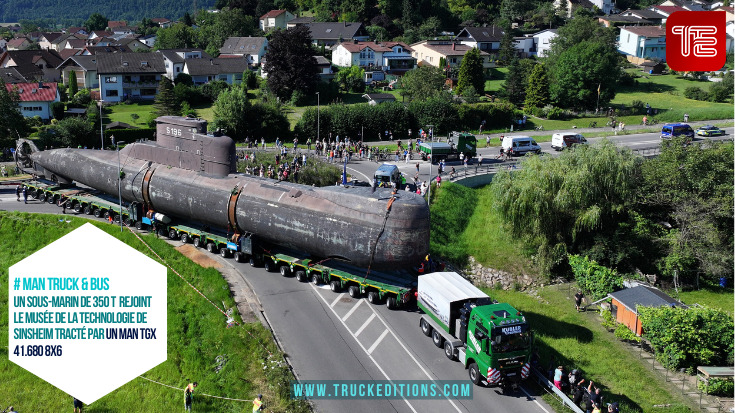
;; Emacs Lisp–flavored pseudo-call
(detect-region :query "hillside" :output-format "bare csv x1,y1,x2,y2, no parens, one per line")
0,0,215,24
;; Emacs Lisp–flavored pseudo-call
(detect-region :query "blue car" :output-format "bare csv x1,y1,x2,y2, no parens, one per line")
661,123,694,141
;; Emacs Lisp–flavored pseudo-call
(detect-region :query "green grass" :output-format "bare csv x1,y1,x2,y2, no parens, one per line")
105,102,156,127
0,212,308,413
486,285,695,413
676,287,734,316
484,67,508,95
429,182,478,266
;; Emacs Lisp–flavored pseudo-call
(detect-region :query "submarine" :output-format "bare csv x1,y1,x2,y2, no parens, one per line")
28,116,430,269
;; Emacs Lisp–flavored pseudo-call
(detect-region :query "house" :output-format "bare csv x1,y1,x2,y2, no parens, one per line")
7,38,31,51
88,31,113,41
183,57,249,85
140,35,157,48
659,0,706,11
65,27,88,36
640,60,666,74
58,38,88,51
218,37,268,64
608,285,685,336
647,5,688,23
727,21,735,52
620,9,666,25
598,15,653,28
107,21,127,30
57,55,99,88
105,121,137,130
0,67,28,84
82,45,131,55
111,26,136,36
362,93,396,105
114,38,150,52
59,48,83,61
0,50,64,81
286,16,314,29
6,82,60,120
157,49,211,80
589,0,615,14
50,33,87,52
554,0,598,18
259,10,295,32
0,38,7,52
331,41,415,73
513,36,536,58
306,22,369,47
314,55,334,81
533,29,558,57
38,32,64,50
151,18,172,29
454,26,504,56
618,26,666,63
96,52,165,102
410,41,493,72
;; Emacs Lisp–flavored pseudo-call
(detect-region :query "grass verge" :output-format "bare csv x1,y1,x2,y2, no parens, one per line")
429,182,478,266
0,212,308,413
675,286,734,316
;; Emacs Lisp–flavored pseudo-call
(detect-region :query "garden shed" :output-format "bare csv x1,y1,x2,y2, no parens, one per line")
608,285,685,336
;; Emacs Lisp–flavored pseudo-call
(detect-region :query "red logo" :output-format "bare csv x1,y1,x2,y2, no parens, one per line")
666,11,726,71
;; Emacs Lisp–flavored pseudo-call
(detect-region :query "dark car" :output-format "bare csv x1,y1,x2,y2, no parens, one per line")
696,125,726,137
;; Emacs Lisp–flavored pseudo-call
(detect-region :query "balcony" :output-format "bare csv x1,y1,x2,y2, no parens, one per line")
122,81,159,88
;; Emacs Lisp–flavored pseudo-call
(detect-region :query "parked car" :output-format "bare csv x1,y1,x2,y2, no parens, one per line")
551,133,588,151
696,125,726,137
502,136,542,156
660,123,694,141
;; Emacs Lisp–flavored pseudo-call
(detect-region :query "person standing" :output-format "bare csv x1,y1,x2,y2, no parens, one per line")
553,366,564,390
575,291,585,312
184,382,198,411
683,113,689,122
16,184,22,201
478,154,483,165
22,186,27,204
436,174,442,187
253,394,264,412
73,397,83,413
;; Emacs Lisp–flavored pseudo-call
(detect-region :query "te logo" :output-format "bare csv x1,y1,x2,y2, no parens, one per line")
667,11,726,71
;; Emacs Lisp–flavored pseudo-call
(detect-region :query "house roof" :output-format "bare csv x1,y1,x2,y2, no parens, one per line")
7,38,29,48
185,57,249,76
456,26,504,43
219,37,267,55
313,55,331,65
288,16,314,25
622,8,666,19
650,5,687,15
106,121,136,130
416,42,490,56
83,45,131,54
40,32,64,43
260,9,286,19
65,39,87,49
151,18,171,24
59,49,82,60
96,52,165,74
0,67,28,83
306,22,366,41
339,41,393,53
621,25,666,38
715,6,734,13
363,93,395,101
608,285,684,314
107,21,127,29
66,27,85,34
533,28,558,37
158,49,211,63
6,82,57,102
2,50,64,68
57,55,98,71
90,30,113,38
599,15,652,24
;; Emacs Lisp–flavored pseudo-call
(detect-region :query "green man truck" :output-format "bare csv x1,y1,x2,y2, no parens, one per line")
417,272,533,393
419,132,477,164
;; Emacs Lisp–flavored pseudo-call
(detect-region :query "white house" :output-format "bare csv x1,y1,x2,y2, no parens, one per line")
331,41,415,73
455,26,504,56
6,82,60,120
513,36,535,58
533,29,557,57
97,53,165,102
618,26,666,61
183,57,249,85
219,37,268,65
158,49,210,80
57,55,99,88
259,10,295,32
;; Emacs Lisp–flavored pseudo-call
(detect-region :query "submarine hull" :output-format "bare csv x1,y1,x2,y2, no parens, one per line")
30,148,430,269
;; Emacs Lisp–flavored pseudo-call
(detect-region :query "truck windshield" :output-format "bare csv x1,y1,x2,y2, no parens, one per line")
492,331,531,353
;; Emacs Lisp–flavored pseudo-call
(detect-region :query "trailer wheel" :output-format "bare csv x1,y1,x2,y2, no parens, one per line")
114,214,121,223
469,363,482,385
367,291,381,305
103,211,111,220
135,221,143,230
38,192,46,202
420,319,432,337
48,195,56,204
264,260,275,272
444,341,455,360
93,208,101,218
73,203,82,213
348,285,360,298
220,248,230,258
432,330,444,348
311,274,320,285
124,218,133,227
206,242,218,254
249,256,259,267
295,270,307,282
234,252,244,263
158,228,168,237
180,233,189,243
279,265,291,277
386,296,398,310
193,237,202,248
330,280,341,292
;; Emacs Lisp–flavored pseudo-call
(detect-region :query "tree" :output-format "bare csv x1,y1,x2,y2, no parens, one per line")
550,40,619,109
498,27,516,65
154,23,197,50
174,72,194,87
154,77,180,116
84,13,108,31
0,79,30,148
264,26,319,102
456,47,485,96
67,70,78,99
335,66,365,92
213,87,250,141
400,66,445,101
51,101,65,120
182,12,194,27
500,57,535,106
54,117,97,148
196,9,258,57
524,63,549,109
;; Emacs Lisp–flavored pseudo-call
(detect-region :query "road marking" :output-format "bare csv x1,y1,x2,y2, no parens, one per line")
345,166,372,183
367,329,389,355
520,386,551,413
341,298,363,321
354,313,375,337
309,284,419,413
330,293,345,308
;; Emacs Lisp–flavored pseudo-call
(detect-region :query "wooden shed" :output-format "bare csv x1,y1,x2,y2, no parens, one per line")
608,285,685,336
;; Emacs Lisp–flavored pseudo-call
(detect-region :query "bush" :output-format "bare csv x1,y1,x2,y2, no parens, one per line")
72,88,92,105
51,102,65,120
174,72,194,86
568,255,624,300
683,86,708,101
638,306,734,371
698,378,734,396
600,308,616,331
201,80,230,102
103,128,156,143
630,100,644,115
546,106,566,120
614,322,641,342
457,101,518,131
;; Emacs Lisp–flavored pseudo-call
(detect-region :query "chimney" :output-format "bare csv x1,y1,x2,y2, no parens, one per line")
344,21,347,27
452,43,455,50
210,58,213,65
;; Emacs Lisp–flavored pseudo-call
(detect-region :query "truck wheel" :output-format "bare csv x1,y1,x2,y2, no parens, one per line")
249,256,259,267
38,193,46,202
279,265,291,277
234,252,243,263
93,208,101,218
386,296,398,310
432,330,444,348
168,229,178,239
114,214,121,223
444,341,455,360
311,274,320,285
469,363,482,385
84,206,92,215
367,291,381,305
263,260,274,272
220,248,230,258
124,218,134,227
135,221,143,230
180,233,189,243
73,203,82,213
348,285,360,298
207,242,218,254
330,280,341,292
420,319,432,337
193,237,202,248
158,228,167,237
295,270,307,282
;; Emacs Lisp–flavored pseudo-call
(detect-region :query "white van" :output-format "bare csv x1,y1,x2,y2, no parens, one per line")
502,136,542,156
551,133,588,151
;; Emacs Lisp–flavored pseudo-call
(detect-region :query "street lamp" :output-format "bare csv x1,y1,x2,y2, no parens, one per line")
114,136,125,233
316,92,320,143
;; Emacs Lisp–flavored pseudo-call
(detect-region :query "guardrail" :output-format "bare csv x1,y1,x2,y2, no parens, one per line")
532,368,585,413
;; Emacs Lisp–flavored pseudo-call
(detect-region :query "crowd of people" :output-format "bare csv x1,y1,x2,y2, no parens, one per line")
550,364,619,413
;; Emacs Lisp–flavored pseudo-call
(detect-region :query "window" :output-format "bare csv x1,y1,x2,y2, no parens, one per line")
218,74,227,81
105,89,119,97
450,57,457,64
105,76,118,83
175,67,181,73
23,106,42,112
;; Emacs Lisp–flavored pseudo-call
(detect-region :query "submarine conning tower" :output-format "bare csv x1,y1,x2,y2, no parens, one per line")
124,115,236,177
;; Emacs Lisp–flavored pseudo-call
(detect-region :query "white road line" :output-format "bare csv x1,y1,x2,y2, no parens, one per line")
330,293,345,308
341,298,363,321
520,386,551,413
367,329,390,355
346,166,372,183
309,284,419,413
354,313,376,337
